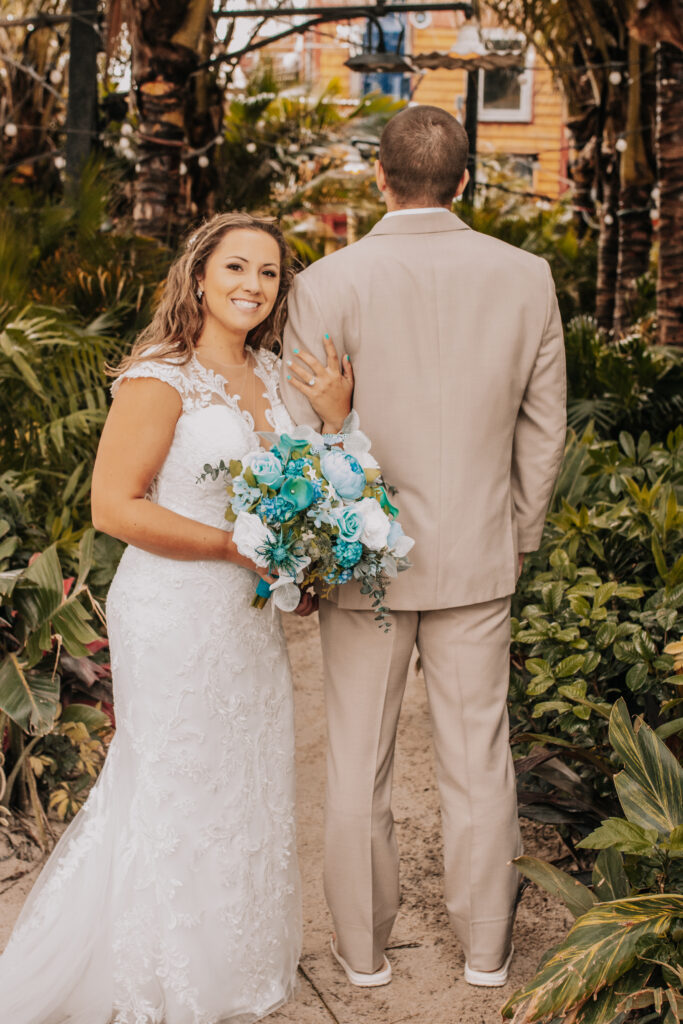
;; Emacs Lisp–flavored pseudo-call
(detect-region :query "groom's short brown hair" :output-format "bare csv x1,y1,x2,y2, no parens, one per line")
379,105,469,206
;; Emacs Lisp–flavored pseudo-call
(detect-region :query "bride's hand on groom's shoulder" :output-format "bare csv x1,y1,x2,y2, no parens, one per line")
285,334,354,433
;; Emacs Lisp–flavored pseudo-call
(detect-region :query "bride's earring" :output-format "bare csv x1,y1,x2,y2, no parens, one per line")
196,287,204,302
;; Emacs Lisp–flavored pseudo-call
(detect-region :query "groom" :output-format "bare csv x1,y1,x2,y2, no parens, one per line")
280,105,566,987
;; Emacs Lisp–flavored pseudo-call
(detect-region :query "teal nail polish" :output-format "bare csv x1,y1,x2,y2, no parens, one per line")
345,354,350,361
287,375,292,380
293,348,299,354
324,333,330,339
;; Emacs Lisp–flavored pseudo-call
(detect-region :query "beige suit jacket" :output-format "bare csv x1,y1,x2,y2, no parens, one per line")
280,209,566,611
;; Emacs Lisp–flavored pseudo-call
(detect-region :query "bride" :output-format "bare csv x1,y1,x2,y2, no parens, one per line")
0,213,353,1024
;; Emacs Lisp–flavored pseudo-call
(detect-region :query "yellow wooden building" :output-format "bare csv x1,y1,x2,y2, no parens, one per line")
257,3,569,200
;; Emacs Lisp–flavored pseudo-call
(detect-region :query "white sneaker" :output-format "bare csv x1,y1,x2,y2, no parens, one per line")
464,944,514,988
330,937,392,987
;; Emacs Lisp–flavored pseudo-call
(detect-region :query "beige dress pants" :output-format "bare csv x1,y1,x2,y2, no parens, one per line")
318,596,522,974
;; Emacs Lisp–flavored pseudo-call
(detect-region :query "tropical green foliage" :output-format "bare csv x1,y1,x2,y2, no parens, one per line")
511,425,683,828
0,495,112,833
565,316,683,439
505,700,683,1024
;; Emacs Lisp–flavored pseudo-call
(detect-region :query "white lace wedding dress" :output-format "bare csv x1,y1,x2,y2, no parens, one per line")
0,349,302,1024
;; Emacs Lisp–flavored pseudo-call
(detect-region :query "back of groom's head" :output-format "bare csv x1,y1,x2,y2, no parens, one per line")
379,105,469,207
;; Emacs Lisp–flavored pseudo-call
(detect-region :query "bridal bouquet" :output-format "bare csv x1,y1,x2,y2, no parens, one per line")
202,414,413,625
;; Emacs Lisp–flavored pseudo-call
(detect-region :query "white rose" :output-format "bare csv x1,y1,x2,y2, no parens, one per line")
357,497,391,551
233,512,274,567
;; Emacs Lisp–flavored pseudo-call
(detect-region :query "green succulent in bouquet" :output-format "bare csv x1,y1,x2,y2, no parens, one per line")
504,700,683,1024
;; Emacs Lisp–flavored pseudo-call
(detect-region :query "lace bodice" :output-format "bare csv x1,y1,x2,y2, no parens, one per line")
112,348,295,531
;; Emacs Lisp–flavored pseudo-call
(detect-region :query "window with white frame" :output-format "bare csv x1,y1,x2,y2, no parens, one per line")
478,30,534,124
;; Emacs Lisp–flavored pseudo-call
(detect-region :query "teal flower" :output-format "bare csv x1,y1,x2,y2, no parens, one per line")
274,435,311,464
334,540,363,568
280,476,316,512
261,496,296,524
332,506,363,543
243,451,284,489
256,530,310,578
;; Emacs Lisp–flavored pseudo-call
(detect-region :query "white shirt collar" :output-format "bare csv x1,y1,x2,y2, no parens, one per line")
382,207,450,218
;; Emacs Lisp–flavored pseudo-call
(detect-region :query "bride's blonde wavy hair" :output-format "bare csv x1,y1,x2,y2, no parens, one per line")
112,213,297,378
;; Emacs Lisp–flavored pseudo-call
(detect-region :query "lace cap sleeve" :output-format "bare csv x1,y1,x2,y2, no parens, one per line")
110,358,188,401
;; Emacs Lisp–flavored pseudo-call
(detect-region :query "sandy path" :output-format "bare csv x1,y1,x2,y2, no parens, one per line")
0,613,571,1023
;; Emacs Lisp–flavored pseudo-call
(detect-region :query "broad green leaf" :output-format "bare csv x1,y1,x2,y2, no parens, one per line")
669,825,683,852
637,431,651,461
527,675,556,697
555,655,585,678
568,593,591,617
576,961,652,1023
549,548,571,573
0,568,23,598
502,895,683,1022
656,718,683,740
578,817,658,855
532,700,571,718
626,662,649,692
616,584,645,601
595,621,617,649
14,544,98,663
542,580,565,614
586,534,605,560
558,682,611,720
525,658,552,676
592,848,629,901
60,702,111,733
513,855,596,918
583,651,602,674
50,599,99,657
652,533,669,581
558,680,587,700
632,631,657,661
0,535,18,562
75,527,95,591
594,581,618,608
609,699,683,834
619,431,636,460
0,654,59,734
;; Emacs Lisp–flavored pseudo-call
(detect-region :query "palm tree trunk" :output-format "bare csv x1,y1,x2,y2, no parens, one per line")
613,40,655,335
655,40,683,346
595,152,620,331
130,0,213,242
613,186,653,333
